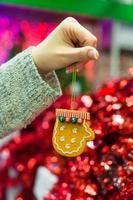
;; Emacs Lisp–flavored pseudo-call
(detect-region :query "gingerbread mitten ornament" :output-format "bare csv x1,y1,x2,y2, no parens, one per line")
52,70,95,157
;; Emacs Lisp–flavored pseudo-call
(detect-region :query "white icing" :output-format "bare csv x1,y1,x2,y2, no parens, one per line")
59,136,65,142
65,144,70,149
60,125,65,131
71,138,76,143
72,128,78,133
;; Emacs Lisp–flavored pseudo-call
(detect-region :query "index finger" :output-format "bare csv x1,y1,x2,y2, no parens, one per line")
63,17,97,48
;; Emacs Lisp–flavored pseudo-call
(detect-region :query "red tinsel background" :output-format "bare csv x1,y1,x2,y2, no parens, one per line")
0,78,133,200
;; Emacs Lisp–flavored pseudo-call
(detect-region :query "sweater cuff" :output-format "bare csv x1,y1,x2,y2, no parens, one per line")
0,47,62,137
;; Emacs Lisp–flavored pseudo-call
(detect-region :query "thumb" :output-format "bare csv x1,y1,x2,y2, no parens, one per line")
72,46,99,63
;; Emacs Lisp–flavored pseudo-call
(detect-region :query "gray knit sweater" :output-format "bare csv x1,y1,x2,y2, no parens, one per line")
0,47,62,138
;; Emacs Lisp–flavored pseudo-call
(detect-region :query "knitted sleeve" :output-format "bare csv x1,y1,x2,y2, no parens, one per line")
0,47,62,138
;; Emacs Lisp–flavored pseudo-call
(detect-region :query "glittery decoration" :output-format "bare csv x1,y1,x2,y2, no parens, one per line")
0,49,132,200
0,13,56,65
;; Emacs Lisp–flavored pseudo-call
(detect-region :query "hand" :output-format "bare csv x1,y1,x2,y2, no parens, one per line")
32,17,99,73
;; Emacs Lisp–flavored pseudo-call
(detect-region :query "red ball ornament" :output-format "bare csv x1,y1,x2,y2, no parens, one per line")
77,118,83,124
65,117,71,123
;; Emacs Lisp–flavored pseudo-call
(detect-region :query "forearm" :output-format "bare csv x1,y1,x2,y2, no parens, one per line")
0,47,62,138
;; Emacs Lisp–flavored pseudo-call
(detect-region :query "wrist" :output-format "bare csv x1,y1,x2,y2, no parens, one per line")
32,46,49,74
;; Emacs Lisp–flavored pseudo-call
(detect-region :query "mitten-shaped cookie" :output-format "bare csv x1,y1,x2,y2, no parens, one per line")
52,109,95,157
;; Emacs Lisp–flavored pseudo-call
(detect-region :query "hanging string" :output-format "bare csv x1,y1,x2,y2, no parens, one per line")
70,68,77,109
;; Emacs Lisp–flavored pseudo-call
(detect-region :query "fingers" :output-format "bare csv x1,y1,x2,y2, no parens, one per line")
72,46,99,63
66,46,99,74
62,17,97,48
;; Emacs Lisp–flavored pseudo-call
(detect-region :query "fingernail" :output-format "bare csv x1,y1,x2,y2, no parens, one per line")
88,50,99,60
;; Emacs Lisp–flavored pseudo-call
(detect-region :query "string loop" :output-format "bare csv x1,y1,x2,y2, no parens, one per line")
70,69,77,109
